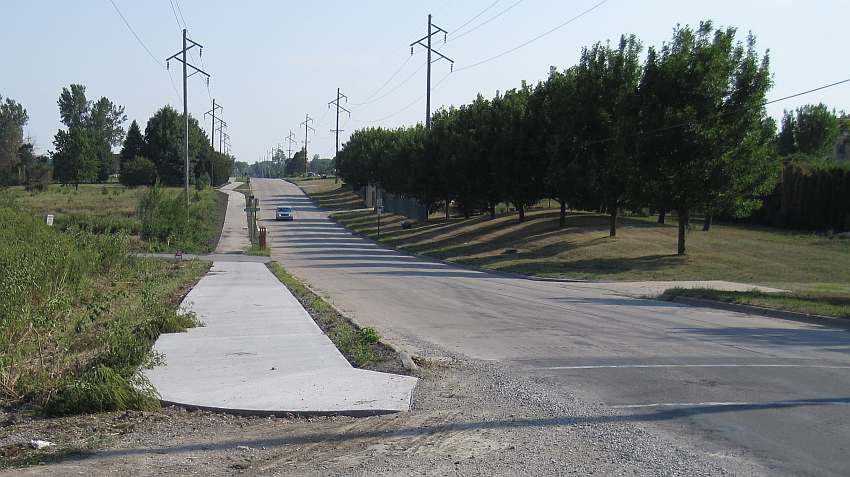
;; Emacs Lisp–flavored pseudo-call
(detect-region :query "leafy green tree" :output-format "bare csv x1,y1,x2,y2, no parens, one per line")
144,106,211,186
119,156,157,187
53,84,126,183
285,149,307,177
120,120,146,167
0,95,29,185
17,143,51,192
638,22,773,254
52,127,98,188
785,104,839,157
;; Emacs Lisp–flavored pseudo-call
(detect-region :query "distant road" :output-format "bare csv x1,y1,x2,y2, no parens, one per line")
254,178,850,477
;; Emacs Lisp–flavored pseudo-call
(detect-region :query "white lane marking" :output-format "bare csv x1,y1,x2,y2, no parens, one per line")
544,364,850,370
613,400,850,409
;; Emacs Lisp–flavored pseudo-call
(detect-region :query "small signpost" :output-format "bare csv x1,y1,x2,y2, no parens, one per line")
46,214,54,226
175,249,184,260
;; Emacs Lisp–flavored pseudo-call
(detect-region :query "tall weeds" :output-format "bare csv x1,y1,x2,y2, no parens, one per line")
0,201,208,415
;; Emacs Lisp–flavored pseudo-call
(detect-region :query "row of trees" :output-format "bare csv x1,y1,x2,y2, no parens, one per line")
338,22,776,254
234,150,331,178
44,83,234,188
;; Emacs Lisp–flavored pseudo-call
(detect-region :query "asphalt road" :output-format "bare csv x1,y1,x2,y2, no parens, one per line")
253,178,850,476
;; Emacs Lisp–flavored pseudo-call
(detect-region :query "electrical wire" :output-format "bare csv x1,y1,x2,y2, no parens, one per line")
173,0,188,28
449,0,501,36
108,0,181,101
353,55,414,105
454,0,610,72
354,61,426,107
167,0,183,30
354,71,453,124
447,0,525,43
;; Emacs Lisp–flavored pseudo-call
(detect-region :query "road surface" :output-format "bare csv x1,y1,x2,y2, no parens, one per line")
254,178,850,477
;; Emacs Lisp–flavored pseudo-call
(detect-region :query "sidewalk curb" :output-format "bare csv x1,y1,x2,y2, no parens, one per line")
666,295,850,329
300,278,421,374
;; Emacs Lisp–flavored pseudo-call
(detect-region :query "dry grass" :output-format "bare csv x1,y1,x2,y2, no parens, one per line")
8,184,144,219
332,207,850,291
291,178,366,211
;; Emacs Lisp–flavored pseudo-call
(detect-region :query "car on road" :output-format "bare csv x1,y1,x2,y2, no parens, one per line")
275,206,294,221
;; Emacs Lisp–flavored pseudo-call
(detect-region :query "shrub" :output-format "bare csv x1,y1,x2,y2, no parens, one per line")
120,156,157,187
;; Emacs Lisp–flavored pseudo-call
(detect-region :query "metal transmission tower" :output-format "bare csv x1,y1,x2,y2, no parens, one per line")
215,119,228,154
204,98,223,150
167,28,210,213
300,114,314,176
286,130,297,160
410,14,454,129
328,88,350,182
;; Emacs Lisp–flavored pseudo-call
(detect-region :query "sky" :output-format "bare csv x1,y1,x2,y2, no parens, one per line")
2,0,848,163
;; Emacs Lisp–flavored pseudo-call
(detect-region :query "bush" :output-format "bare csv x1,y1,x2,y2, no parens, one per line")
138,184,220,252
120,156,157,187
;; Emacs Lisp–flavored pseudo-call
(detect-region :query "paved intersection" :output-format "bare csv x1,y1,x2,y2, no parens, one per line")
254,178,850,476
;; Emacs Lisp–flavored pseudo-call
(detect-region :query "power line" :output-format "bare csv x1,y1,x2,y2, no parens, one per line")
353,55,414,106
450,0,501,36
173,0,188,28
448,0,525,43
411,14,455,128
353,61,425,107
353,71,452,124
455,0,609,72
109,0,163,67
167,0,183,29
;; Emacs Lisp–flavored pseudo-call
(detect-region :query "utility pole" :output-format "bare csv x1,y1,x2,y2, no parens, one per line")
167,28,210,216
300,114,314,177
204,99,222,149
410,14,453,129
286,130,297,160
328,88,350,183
215,119,228,154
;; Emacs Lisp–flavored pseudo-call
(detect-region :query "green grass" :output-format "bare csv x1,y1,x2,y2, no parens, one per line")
7,183,226,253
664,287,850,320
245,244,271,256
267,262,388,367
0,202,209,416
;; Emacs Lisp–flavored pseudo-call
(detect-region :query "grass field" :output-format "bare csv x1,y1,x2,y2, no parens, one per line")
7,184,227,253
292,179,850,301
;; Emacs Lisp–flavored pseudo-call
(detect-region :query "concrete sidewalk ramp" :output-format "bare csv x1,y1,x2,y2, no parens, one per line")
144,261,417,415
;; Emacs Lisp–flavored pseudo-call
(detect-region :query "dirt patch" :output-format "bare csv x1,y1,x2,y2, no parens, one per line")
0,353,764,476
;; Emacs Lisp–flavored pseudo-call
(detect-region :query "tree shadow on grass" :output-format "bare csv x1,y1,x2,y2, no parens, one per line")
470,254,685,280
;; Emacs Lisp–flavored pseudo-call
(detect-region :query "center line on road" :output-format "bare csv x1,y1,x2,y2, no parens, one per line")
543,364,850,370
613,399,850,409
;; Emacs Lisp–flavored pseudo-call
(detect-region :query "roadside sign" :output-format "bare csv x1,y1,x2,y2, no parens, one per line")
46,214,54,226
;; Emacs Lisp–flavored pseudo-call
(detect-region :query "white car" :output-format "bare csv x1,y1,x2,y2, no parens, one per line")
275,206,294,221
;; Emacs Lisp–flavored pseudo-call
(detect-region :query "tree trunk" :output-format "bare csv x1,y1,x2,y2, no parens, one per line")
609,204,618,237
703,214,712,232
445,196,450,221
658,208,666,224
559,201,567,228
677,208,689,255
489,204,496,220
518,204,525,222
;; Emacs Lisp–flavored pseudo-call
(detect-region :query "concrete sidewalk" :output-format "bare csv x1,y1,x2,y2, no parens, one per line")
215,181,251,254
144,261,418,415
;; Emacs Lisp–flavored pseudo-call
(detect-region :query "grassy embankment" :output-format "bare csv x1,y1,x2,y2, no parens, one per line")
0,199,209,417
294,178,850,318
267,262,401,372
9,183,227,253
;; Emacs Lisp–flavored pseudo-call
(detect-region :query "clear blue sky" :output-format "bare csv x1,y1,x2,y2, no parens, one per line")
2,0,847,163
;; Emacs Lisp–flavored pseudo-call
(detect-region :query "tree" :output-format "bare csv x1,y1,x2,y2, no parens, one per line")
52,127,98,188
784,104,839,157
18,143,51,192
0,95,29,185
285,149,307,177
120,156,157,187
638,22,773,254
120,120,146,168
574,36,643,237
53,84,126,183
144,105,211,186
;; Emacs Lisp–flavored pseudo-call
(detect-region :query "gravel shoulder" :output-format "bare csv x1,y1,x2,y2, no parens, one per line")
2,344,769,476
